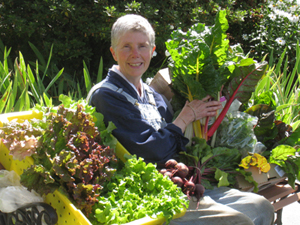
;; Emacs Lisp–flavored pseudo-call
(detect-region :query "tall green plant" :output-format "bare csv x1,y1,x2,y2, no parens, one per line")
249,45,300,131
0,49,31,113
0,47,64,113
28,42,66,102
29,42,104,101
82,57,104,98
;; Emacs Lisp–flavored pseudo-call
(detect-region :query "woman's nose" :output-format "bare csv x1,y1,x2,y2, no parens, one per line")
131,47,140,57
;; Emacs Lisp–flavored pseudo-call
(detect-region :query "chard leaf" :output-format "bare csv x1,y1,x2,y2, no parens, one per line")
204,10,229,67
269,145,296,165
279,126,300,147
269,153,300,189
236,168,259,192
223,61,269,104
210,147,241,169
215,168,230,187
207,60,269,139
166,11,228,101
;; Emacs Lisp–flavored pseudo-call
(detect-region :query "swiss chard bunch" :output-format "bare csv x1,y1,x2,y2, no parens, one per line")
166,10,268,141
19,103,118,216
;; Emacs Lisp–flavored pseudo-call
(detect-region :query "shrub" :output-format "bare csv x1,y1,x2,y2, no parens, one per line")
0,0,264,85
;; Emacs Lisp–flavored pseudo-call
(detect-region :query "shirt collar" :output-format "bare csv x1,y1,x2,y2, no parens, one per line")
110,65,144,98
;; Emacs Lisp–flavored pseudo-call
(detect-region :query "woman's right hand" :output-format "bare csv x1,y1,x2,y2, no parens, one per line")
173,96,223,132
187,96,223,121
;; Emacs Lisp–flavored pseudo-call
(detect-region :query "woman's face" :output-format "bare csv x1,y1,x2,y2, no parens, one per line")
110,31,156,82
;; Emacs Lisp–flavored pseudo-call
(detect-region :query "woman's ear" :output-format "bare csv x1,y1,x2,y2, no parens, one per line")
110,46,118,61
152,46,156,56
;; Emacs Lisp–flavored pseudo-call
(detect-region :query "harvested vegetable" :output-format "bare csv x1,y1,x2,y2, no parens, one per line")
165,10,268,141
90,156,188,225
0,95,118,216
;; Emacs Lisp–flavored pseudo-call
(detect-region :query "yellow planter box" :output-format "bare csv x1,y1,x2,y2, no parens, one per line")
0,110,186,225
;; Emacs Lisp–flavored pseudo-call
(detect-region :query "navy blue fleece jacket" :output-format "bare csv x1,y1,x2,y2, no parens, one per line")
90,70,189,165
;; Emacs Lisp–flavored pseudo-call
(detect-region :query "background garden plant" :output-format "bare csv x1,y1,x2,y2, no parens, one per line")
0,2,299,223
0,40,103,112
0,0,264,83
245,0,300,66
246,45,300,132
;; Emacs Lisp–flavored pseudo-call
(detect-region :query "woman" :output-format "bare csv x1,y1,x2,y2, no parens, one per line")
87,14,274,225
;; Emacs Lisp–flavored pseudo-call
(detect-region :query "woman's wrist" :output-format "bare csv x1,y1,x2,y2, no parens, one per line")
187,104,197,121
177,117,187,126
173,116,187,133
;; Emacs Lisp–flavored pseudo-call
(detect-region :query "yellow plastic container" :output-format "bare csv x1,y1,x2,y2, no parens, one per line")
0,111,186,225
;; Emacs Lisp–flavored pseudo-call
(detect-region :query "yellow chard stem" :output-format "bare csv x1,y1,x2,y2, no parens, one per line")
193,120,202,139
187,86,203,139
194,53,204,139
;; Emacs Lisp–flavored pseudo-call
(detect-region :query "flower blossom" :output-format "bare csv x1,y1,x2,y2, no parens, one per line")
242,34,248,40
275,37,286,45
289,15,299,23
268,13,277,21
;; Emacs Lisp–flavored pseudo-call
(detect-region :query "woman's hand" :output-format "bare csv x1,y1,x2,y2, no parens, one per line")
187,96,223,121
173,96,223,132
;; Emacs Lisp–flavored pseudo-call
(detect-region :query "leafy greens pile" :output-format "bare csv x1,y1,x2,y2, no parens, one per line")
0,95,118,216
90,156,188,225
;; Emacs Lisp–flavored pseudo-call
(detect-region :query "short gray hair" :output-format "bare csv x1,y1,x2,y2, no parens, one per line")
111,14,155,50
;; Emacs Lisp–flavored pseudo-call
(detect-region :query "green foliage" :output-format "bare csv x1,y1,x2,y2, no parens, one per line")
215,112,258,157
165,10,229,103
178,137,242,189
0,46,62,112
245,0,300,66
269,145,300,189
246,45,300,132
0,0,264,84
0,40,104,112
0,98,118,216
165,10,268,141
90,156,188,225
0,1,112,77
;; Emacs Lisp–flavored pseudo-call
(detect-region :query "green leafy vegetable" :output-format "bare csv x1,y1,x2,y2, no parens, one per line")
0,96,118,216
165,10,268,141
269,145,300,188
215,112,258,157
0,119,45,160
20,104,118,216
90,156,188,225
179,137,242,190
